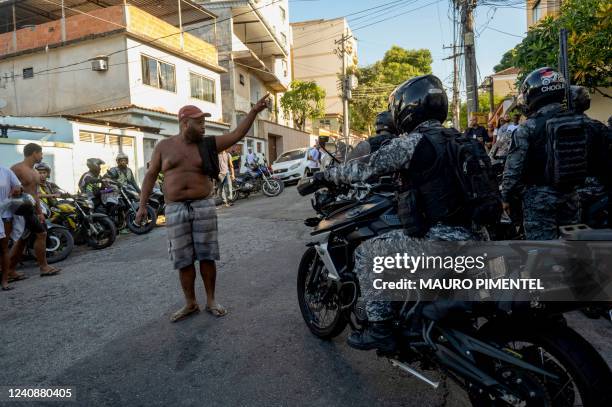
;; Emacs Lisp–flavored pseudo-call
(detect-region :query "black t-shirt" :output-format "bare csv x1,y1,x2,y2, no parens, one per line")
464,125,490,143
197,136,220,180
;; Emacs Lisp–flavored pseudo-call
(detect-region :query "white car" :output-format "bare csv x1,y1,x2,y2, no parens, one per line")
272,148,310,184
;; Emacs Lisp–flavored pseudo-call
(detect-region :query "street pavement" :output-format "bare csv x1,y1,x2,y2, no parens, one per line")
1,187,610,407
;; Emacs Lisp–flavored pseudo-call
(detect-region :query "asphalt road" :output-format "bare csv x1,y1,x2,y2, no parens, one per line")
1,187,610,407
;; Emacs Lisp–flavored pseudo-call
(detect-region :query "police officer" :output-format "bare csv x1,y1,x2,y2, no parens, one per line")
316,75,484,351
105,153,140,193
502,68,606,239
570,85,611,227
346,110,398,162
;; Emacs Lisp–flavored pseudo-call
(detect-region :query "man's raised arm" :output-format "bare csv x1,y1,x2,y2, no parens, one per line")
215,94,270,152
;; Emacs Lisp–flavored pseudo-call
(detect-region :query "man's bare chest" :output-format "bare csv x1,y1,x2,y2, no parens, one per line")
161,144,202,172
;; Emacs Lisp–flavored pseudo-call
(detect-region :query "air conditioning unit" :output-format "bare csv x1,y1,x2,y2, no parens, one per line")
91,56,109,72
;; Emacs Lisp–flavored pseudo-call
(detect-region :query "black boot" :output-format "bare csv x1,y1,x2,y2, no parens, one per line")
347,321,396,352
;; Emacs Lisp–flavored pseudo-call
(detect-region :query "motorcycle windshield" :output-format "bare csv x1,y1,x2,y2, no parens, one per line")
345,140,371,164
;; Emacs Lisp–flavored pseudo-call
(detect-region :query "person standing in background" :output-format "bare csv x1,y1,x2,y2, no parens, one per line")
217,149,235,207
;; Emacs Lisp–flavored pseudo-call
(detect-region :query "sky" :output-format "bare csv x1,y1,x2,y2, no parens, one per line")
288,0,527,98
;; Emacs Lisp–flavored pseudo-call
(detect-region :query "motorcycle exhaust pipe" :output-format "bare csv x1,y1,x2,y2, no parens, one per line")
390,359,439,389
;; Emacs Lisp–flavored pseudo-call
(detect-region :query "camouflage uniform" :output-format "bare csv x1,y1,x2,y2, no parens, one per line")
489,123,513,165
354,226,478,321
501,103,581,240
323,120,480,321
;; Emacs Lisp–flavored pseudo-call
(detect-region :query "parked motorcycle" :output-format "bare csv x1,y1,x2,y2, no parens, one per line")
97,180,156,235
296,175,612,406
23,219,74,264
148,186,165,217
47,195,117,249
232,161,284,200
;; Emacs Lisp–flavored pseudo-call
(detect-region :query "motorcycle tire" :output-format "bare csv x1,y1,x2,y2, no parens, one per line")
45,227,74,264
127,205,156,235
470,321,612,407
87,216,117,250
297,247,348,339
262,179,284,197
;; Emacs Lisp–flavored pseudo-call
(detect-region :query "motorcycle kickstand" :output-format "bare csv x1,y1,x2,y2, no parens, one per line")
388,359,440,389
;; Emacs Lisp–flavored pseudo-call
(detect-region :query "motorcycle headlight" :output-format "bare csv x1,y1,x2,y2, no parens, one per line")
84,199,94,209
289,163,300,170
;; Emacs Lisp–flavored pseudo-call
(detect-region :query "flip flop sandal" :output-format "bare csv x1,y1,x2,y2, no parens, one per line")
8,274,28,282
40,267,61,277
2,285,14,291
205,304,228,318
170,305,200,322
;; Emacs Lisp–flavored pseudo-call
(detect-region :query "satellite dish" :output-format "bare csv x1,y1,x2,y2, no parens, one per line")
142,115,153,125
0,99,7,109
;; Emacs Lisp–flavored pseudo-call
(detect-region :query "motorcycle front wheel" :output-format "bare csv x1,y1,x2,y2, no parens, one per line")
262,179,284,197
127,205,156,235
87,216,117,249
297,247,348,339
45,227,74,264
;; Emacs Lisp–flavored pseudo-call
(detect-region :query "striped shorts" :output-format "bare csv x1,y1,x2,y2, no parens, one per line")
165,197,220,270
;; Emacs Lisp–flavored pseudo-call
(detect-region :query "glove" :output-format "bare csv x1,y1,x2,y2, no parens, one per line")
313,171,326,184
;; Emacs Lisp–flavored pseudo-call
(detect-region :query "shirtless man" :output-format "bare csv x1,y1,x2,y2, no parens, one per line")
10,143,60,277
136,95,270,322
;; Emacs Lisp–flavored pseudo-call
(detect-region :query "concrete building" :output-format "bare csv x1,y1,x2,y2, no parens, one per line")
527,0,562,28
490,67,520,98
188,0,311,164
291,18,358,138
0,0,231,177
0,115,162,192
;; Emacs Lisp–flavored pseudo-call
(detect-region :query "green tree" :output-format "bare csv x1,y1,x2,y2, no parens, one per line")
350,46,433,134
493,49,515,73
280,80,326,131
497,0,611,91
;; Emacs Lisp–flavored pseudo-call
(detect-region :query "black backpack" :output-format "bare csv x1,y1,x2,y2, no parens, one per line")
542,113,589,188
436,128,502,226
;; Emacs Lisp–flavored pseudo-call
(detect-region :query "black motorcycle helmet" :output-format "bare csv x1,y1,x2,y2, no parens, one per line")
374,110,396,135
570,85,591,113
86,158,105,175
520,67,566,114
389,74,448,134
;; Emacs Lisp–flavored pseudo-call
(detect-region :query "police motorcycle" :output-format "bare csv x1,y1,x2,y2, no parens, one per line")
232,157,284,200
296,141,612,406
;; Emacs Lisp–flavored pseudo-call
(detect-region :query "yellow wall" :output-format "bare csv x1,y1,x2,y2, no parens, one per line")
586,87,612,124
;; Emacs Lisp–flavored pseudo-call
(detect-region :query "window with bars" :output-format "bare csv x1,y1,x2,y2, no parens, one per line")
141,55,176,92
78,131,134,147
190,72,216,103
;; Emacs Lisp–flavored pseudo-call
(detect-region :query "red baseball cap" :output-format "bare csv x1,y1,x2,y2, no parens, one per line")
178,105,211,121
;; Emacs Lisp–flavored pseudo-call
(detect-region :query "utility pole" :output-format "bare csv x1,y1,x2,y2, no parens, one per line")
335,28,353,147
460,0,478,120
443,42,462,129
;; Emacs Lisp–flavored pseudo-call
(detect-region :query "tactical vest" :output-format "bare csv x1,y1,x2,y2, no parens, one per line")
399,127,466,231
